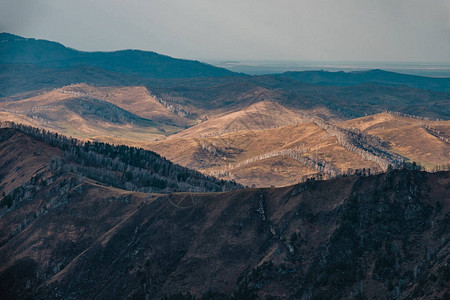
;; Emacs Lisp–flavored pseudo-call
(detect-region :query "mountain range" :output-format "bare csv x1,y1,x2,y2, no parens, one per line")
0,33,449,299
1,33,449,186
1,81,448,187
1,33,449,120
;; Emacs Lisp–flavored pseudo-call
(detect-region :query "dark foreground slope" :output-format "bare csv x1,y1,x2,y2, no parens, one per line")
0,128,448,299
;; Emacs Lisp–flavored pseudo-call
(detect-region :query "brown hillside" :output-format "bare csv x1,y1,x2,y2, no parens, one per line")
341,112,450,170
0,128,60,196
1,86,448,188
149,110,449,187
0,85,188,143
167,100,306,139
221,155,317,187
149,121,383,187
57,84,193,126
0,133,448,299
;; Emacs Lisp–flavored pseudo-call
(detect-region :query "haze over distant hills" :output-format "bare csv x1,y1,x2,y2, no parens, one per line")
278,69,450,92
210,60,450,78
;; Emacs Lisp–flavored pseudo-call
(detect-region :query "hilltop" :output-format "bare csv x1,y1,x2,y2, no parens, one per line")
0,83,197,143
166,100,306,139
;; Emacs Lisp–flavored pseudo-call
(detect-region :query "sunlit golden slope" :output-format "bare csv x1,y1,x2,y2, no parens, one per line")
1,85,448,187
148,120,383,187
0,84,194,143
167,100,306,139
57,84,190,125
341,112,450,170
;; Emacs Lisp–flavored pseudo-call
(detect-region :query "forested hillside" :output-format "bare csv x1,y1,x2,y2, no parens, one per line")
0,123,240,201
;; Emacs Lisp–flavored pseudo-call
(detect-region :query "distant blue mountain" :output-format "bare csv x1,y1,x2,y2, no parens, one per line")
278,69,450,92
0,33,240,79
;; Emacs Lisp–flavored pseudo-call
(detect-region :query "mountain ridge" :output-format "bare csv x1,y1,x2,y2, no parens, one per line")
0,33,241,79
278,69,450,92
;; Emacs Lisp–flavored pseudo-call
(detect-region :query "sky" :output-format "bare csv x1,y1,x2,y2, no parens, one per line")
1,0,449,62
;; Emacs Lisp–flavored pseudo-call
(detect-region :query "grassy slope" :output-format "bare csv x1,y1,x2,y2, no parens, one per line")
0,130,60,196
167,100,306,139
149,121,381,187
0,84,193,143
341,113,450,170
1,83,449,187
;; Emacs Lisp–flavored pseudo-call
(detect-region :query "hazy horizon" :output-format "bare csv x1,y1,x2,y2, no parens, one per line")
1,0,449,63
3,31,450,77
206,60,450,77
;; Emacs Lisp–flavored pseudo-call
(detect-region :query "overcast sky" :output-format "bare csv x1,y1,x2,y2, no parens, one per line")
1,0,449,62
